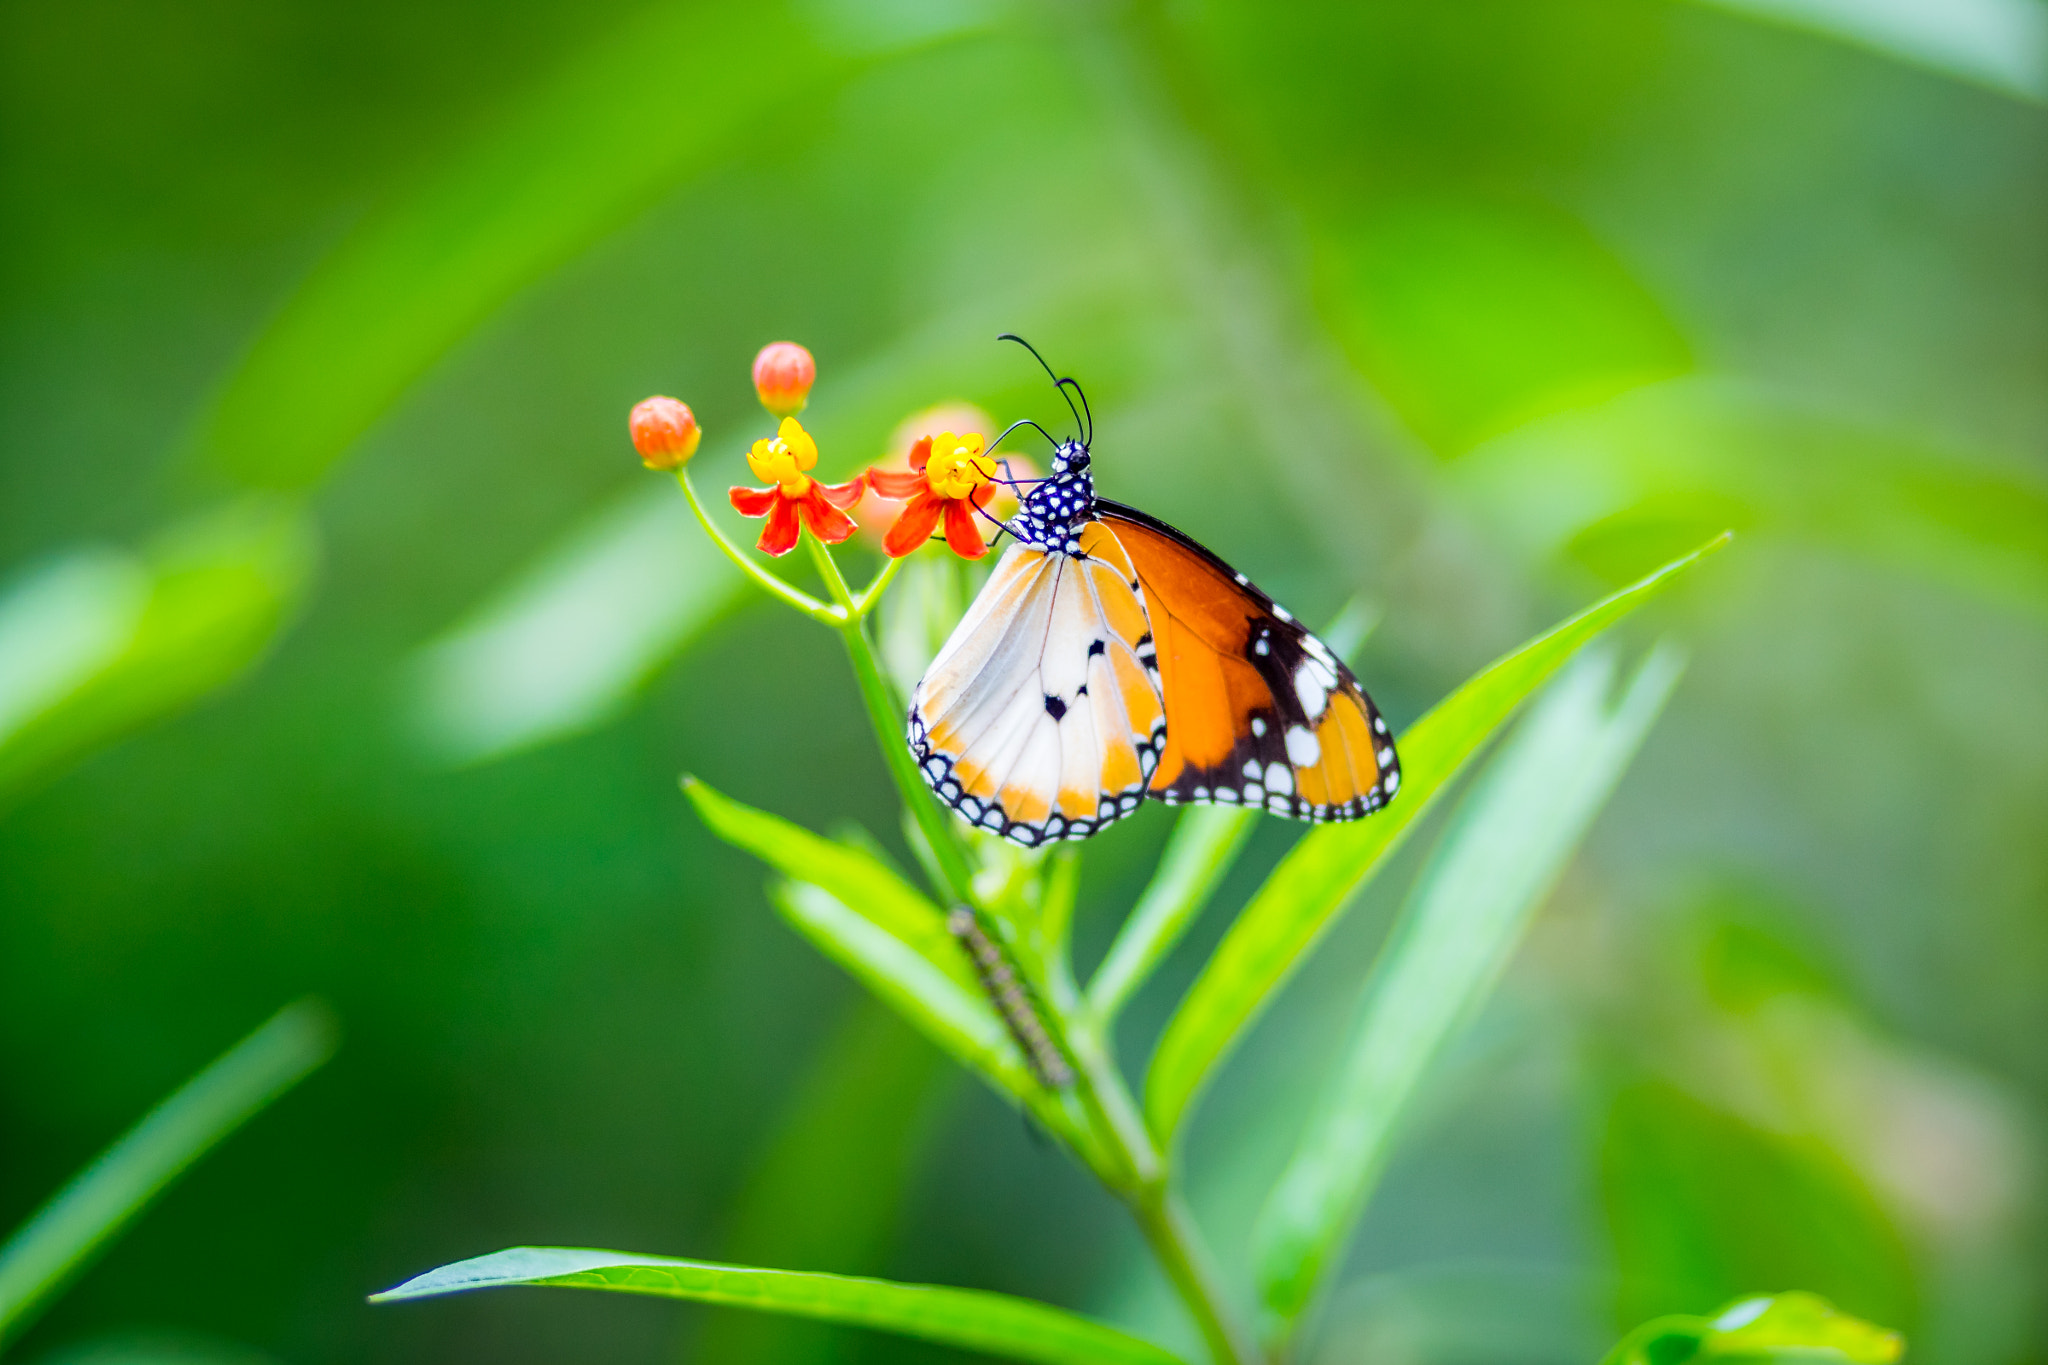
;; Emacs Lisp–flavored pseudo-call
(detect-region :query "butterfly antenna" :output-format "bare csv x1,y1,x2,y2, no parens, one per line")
997,333,1086,444
987,417,1062,456
1056,376,1092,447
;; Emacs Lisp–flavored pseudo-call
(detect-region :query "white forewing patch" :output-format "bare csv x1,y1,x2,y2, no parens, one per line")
1293,666,1328,721
1285,725,1321,767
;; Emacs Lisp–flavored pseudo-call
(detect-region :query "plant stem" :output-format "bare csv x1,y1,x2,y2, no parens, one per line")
1132,1190,1257,1365
675,471,840,623
806,537,979,906
1062,1016,1256,1365
851,550,906,616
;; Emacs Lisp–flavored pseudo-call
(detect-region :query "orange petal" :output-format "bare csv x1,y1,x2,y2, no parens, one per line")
942,497,988,560
816,474,866,510
908,435,932,474
801,487,858,544
866,467,927,499
756,496,802,555
729,484,779,517
882,491,945,557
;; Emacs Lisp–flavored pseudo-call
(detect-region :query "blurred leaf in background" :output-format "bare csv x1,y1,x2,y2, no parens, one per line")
0,501,312,807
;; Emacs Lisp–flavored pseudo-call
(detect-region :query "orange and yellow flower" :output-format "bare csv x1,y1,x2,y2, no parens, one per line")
868,430,998,559
728,417,865,556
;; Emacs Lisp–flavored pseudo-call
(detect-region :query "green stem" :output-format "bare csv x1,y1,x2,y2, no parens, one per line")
1133,1190,1257,1365
1057,980,1252,1363
806,537,979,907
852,551,907,617
676,471,840,623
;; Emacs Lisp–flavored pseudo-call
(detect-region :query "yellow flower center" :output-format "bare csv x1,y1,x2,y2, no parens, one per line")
925,431,991,500
748,417,820,496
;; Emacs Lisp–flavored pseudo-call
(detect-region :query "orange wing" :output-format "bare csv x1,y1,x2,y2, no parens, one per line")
1095,501,1398,822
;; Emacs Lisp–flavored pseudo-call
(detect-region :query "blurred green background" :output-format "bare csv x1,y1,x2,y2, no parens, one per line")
1,0,2043,1361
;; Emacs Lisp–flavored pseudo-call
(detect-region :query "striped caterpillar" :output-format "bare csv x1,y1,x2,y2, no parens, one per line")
946,907,1074,1089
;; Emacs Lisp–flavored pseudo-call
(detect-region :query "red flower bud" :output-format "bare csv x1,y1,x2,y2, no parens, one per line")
630,396,701,470
752,342,815,417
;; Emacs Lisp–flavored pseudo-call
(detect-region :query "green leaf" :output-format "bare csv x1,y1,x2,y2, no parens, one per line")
682,776,980,998
0,1000,337,1348
1601,1291,1904,1365
371,1247,1186,1365
1702,1291,1904,1360
1086,807,1258,1024
1253,643,1685,1348
768,882,1048,1124
193,2,855,489
1143,533,1729,1143
683,777,1094,1154
0,499,314,809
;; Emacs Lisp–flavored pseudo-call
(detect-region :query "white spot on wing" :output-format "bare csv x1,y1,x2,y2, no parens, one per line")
1265,762,1293,795
1286,726,1320,766
1293,667,1328,720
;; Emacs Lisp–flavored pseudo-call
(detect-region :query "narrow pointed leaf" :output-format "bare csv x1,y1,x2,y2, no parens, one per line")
372,1247,1186,1365
683,776,981,998
0,1000,337,1347
769,882,1050,1120
1144,534,1728,1142
685,778,1094,1154
1254,644,1684,1346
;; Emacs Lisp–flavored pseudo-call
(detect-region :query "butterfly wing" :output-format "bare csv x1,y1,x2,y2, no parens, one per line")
909,526,1167,846
1095,500,1399,822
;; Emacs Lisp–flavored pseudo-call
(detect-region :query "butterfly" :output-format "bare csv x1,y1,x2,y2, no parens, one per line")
907,337,1400,847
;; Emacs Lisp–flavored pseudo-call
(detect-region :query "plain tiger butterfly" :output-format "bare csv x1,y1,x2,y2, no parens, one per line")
907,337,1401,847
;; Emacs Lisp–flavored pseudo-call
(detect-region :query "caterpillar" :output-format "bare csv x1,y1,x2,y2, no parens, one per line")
946,907,1074,1089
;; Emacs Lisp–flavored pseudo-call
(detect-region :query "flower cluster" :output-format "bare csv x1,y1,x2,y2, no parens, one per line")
629,342,1007,561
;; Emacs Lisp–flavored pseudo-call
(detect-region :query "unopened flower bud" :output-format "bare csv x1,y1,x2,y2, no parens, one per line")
630,396,700,470
752,342,815,417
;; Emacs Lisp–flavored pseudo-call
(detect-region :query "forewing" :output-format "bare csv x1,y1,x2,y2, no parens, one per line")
1098,502,1399,822
909,534,1165,846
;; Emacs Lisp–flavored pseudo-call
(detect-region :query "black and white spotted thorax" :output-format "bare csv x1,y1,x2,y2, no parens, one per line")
1006,441,1095,554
